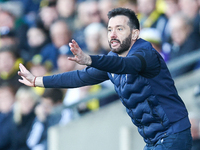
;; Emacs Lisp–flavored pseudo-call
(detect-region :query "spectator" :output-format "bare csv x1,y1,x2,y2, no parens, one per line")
162,0,180,43
64,85,99,115
23,27,49,64
19,0,41,27
84,22,107,55
56,0,77,33
179,0,200,37
73,0,101,51
198,0,200,8
165,12,200,77
164,0,180,19
75,0,101,29
56,54,77,73
40,19,73,71
0,9,29,51
117,0,138,14
0,84,15,150
0,0,23,18
29,55,49,77
0,45,23,91
99,26,111,53
0,26,18,48
27,88,73,150
28,54,50,96
168,13,195,58
10,87,39,150
35,3,59,40
0,10,15,29
137,0,168,41
98,0,116,26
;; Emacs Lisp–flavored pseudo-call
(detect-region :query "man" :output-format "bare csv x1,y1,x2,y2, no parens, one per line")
0,84,15,150
39,20,73,70
27,88,72,150
165,12,200,78
18,8,192,150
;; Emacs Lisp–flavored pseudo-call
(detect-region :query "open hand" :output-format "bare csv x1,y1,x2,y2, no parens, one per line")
68,39,92,66
18,63,35,87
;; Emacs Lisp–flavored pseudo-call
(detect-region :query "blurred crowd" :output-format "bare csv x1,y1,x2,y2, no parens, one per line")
0,0,200,150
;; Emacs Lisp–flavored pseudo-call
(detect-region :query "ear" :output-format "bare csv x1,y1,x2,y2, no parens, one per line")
132,29,140,40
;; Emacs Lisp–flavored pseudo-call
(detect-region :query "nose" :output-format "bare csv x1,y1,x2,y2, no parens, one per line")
109,30,117,39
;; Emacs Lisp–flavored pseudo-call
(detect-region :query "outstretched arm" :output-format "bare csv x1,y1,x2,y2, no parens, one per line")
18,63,44,87
18,40,94,88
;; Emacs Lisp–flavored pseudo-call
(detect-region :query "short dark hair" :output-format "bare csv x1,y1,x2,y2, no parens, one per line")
0,83,16,95
107,7,140,30
0,45,19,58
42,88,64,104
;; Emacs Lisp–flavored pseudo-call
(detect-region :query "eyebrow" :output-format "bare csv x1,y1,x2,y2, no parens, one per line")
108,25,124,29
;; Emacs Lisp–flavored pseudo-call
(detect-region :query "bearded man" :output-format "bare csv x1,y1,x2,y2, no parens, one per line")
18,8,192,150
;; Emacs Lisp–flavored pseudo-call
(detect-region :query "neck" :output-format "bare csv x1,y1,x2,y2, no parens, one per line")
118,50,129,57
118,40,136,57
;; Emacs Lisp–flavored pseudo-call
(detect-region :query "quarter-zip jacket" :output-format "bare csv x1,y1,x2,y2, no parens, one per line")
43,38,190,144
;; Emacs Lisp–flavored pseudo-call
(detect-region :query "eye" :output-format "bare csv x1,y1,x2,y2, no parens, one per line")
107,28,112,32
118,27,123,31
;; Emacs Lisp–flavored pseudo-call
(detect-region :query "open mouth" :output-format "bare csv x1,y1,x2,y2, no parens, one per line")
110,39,120,47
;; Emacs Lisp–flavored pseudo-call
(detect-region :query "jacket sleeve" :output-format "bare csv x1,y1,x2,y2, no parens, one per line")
43,67,109,88
90,49,161,78
26,118,45,149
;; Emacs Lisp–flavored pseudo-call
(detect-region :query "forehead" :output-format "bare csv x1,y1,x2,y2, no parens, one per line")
108,15,129,27
170,17,185,29
51,22,68,33
0,51,13,57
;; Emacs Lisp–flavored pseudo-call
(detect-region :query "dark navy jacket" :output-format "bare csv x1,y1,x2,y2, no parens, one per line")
43,38,190,144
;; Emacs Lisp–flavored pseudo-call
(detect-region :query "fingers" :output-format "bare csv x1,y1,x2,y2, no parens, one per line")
69,40,77,49
68,57,77,62
19,63,25,72
69,43,76,56
70,44,78,54
18,63,35,87
69,39,81,56
18,67,25,77
69,40,87,65
18,71,22,76
72,39,80,49
18,69,26,77
19,63,29,73
18,76,33,87
18,78,26,85
18,76,25,84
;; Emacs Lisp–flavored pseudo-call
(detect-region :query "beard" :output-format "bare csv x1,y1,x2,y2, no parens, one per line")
109,33,132,55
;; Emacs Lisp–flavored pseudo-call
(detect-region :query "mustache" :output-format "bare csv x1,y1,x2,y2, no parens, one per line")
110,39,120,43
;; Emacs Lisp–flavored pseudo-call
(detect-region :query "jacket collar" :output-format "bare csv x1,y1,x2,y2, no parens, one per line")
126,38,148,57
